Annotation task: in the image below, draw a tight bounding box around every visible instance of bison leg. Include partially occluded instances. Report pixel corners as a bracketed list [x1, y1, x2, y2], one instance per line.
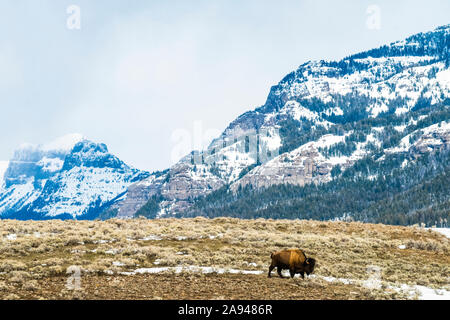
[289, 268, 296, 279]
[268, 265, 275, 278]
[300, 271, 305, 279]
[277, 267, 284, 278]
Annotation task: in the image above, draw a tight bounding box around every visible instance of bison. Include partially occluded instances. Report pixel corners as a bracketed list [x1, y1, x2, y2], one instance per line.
[268, 249, 316, 279]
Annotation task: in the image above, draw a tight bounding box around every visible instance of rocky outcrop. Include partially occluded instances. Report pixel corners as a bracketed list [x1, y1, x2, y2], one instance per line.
[230, 134, 353, 191]
[0, 135, 148, 220]
[387, 121, 450, 158]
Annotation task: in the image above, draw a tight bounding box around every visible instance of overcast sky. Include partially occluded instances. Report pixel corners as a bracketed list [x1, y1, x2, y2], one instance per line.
[0, 0, 449, 172]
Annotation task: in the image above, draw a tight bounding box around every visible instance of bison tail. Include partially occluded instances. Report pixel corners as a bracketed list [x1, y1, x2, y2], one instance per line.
[270, 252, 273, 259]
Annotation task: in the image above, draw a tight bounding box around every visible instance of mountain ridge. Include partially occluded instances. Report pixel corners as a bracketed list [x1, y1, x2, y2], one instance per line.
[114, 23, 450, 224]
[1, 24, 449, 224]
[0, 135, 149, 220]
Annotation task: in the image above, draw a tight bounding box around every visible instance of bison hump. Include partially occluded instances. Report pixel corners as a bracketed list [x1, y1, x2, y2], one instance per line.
[289, 250, 306, 266]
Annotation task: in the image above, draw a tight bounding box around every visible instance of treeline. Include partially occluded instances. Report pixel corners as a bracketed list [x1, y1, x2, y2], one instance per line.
[135, 104, 450, 226]
[279, 99, 448, 156]
[184, 148, 449, 227]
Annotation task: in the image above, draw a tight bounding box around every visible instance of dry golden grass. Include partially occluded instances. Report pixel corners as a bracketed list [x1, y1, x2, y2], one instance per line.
[0, 217, 448, 300]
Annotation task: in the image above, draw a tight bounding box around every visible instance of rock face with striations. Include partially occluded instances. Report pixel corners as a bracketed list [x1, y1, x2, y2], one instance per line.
[109, 24, 450, 218]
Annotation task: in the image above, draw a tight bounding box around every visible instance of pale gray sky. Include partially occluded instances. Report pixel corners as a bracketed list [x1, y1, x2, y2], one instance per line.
[0, 0, 449, 171]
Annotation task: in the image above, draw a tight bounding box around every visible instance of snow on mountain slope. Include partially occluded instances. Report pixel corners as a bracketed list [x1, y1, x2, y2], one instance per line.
[231, 119, 450, 191]
[386, 121, 450, 155]
[230, 130, 384, 191]
[0, 136, 149, 219]
[0, 179, 38, 213]
[111, 24, 450, 218]
[111, 125, 282, 218]
[0, 161, 8, 189]
[229, 26, 450, 132]
[254, 55, 448, 126]
[35, 167, 139, 217]
[230, 134, 345, 191]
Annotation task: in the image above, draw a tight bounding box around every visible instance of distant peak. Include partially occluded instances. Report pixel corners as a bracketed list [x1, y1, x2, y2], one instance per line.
[436, 24, 450, 31]
[71, 139, 108, 154]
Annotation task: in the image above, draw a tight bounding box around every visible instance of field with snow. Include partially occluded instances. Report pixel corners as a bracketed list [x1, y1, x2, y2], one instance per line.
[0, 218, 449, 300]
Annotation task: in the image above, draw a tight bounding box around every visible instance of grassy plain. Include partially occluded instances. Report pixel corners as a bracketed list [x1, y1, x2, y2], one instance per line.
[0, 218, 448, 300]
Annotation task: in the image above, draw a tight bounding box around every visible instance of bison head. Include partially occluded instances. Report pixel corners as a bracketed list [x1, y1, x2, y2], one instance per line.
[304, 258, 316, 275]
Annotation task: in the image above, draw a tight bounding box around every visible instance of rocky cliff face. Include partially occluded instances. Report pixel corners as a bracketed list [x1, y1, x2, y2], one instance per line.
[230, 134, 350, 191]
[0, 134, 148, 219]
[386, 121, 450, 156]
[112, 24, 450, 219]
[232, 120, 450, 192]
[111, 125, 282, 218]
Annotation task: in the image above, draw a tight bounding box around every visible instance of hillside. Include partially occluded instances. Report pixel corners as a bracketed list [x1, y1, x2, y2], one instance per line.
[0, 218, 448, 300]
[185, 113, 450, 226]
[121, 24, 450, 225]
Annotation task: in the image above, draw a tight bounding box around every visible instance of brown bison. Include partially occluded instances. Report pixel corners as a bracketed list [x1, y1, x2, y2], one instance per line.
[268, 249, 316, 279]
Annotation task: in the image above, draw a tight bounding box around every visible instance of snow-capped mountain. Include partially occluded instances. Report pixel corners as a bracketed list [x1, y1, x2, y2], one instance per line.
[3, 24, 448, 224]
[0, 134, 149, 219]
[230, 119, 450, 192]
[110, 24, 450, 222]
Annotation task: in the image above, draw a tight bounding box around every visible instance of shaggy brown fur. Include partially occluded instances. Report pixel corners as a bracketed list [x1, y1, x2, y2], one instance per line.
[268, 249, 316, 279]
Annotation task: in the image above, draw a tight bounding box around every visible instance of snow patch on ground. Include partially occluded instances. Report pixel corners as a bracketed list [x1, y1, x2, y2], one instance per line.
[395, 107, 409, 116]
[139, 235, 163, 241]
[369, 103, 389, 117]
[309, 274, 450, 300]
[113, 264, 450, 300]
[428, 228, 450, 238]
[120, 266, 264, 276]
[414, 285, 450, 300]
[5, 234, 17, 241]
[388, 283, 450, 300]
[280, 101, 332, 128]
[401, 159, 408, 168]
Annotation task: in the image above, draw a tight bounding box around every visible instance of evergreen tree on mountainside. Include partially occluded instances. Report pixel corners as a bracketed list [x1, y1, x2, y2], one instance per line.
[184, 97, 450, 224]
[106, 24, 450, 224]
[184, 147, 449, 226]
